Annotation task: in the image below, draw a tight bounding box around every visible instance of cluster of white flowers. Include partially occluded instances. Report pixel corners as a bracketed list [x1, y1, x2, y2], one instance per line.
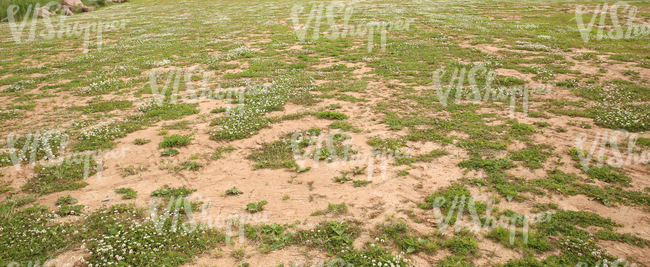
[559, 235, 618, 262]
[145, 59, 171, 67]
[530, 65, 555, 79]
[211, 71, 313, 140]
[0, 130, 66, 167]
[514, 41, 551, 52]
[511, 23, 539, 30]
[77, 78, 120, 95]
[78, 117, 140, 142]
[213, 46, 255, 61]
[591, 85, 650, 131]
[4, 80, 35, 93]
[481, 54, 503, 68]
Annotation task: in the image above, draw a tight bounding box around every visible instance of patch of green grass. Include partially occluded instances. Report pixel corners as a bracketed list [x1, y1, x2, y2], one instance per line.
[160, 120, 191, 130]
[72, 100, 132, 114]
[394, 149, 448, 166]
[367, 136, 407, 153]
[406, 129, 454, 145]
[119, 164, 147, 177]
[444, 230, 479, 257]
[151, 185, 196, 200]
[244, 223, 292, 252]
[140, 102, 200, 121]
[509, 145, 552, 169]
[180, 161, 202, 171]
[316, 111, 348, 120]
[161, 149, 179, 157]
[311, 203, 348, 216]
[57, 205, 84, 216]
[533, 121, 550, 127]
[375, 220, 441, 254]
[212, 145, 236, 160]
[295, 221, 359, 253]
[210, 107, 227, 113]
[22, 157, 100, 196]
[134, 139, 151, 145]
[115, 188, 137, 199]
[329, 121, 353, 131]
[353, 180, 372, 187]
[585, 165, 632, 187]
[158, 134, 193, 148]
[55, 195, 78, 206]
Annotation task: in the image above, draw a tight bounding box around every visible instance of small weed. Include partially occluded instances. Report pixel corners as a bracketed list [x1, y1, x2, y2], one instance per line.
[134, 139, 151, 145]
[353, 180, 372, 187]
[351, 166, 367, 176]
[226, 187, 243, 196]
[161, 149, 180, 157]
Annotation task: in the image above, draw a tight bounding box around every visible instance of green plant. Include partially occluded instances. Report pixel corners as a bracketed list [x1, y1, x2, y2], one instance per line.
[226, 187, 243, 196]
[351, 166, 367, 176]
[353, 180, 372, 187]
[246, 200, 268, 213]
[333, 172, 352, 183]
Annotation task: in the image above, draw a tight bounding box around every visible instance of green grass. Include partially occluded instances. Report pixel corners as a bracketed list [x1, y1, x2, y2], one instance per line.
[509, 145, 551, 170]
[316, 111, 348, 120]
[394, 149, 448, 166]
[115, 187, 137, 199]
[22, 157, 100, 196]
[158, 134, 193, 148]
